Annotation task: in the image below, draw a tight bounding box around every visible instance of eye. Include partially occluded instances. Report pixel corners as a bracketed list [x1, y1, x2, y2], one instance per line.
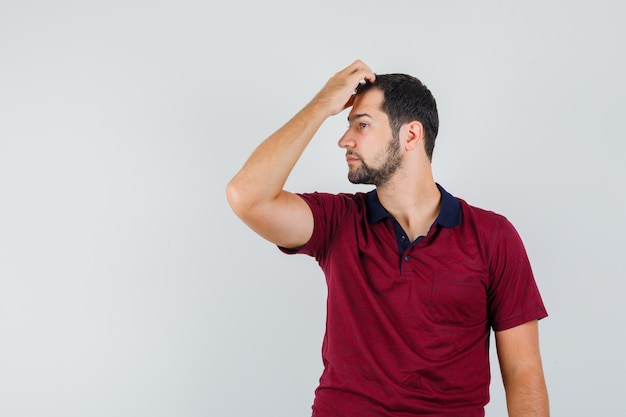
[347, 121, 370, 130]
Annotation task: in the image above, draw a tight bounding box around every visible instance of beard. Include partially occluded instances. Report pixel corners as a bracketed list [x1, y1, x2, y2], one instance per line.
[348, 135, 402, 186]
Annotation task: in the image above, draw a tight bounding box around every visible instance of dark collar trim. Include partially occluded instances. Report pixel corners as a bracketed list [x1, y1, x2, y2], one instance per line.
[366, 183, 461, 228]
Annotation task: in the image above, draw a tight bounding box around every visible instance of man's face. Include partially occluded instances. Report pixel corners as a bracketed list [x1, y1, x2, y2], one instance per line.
[339, 89, 402, 186]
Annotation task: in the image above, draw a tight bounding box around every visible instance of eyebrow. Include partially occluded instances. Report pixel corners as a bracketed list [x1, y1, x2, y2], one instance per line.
[347, 113, 373, 122]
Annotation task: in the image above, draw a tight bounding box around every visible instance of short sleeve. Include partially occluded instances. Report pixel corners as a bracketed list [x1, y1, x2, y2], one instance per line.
[278, 192, 361, 263]
[486, 217, 548, 331]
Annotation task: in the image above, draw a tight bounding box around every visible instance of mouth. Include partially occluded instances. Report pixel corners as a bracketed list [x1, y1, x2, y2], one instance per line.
[346, 152, 361, 164]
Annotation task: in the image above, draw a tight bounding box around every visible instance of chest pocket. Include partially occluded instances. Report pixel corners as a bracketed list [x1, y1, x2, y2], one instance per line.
[429, 272, 488, 326]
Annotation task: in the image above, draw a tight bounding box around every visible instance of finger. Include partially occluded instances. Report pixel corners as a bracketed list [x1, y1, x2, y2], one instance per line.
[342, 60, 372, 78]
[348, 60, 376, 85]
[343, 93, 356, 110]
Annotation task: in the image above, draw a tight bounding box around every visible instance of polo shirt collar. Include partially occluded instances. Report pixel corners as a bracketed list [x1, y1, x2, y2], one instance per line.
[366, 183, 461, 227]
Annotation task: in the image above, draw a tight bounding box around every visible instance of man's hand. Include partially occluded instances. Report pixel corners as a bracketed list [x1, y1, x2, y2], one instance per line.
[311, 60, 376, 117]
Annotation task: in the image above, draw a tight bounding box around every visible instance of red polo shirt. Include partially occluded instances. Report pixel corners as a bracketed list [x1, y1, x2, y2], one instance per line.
[281, 185, 547, 417]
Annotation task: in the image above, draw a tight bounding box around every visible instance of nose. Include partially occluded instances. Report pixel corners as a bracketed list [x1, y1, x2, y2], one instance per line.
[338, 129, 355, 149]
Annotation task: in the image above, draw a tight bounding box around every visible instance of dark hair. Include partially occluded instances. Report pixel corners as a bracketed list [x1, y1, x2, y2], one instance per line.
[356, 74, 439, 161]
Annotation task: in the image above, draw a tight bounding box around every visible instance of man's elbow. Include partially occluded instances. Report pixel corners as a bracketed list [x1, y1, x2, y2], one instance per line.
[226, 179, 270, 225]
[226, 179, 249, 218]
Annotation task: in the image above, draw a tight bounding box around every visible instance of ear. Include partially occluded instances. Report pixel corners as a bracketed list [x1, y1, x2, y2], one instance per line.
[403, 121, 424, 152]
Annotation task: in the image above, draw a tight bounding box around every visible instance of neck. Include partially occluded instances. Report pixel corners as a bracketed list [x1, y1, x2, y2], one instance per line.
[376, 165, 441, 242]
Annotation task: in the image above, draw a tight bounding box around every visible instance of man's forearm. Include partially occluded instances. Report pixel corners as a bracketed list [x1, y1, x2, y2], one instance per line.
[227, 100, 328, 210]
[227, 60, 375, 214]
[504, 367, 549, 417]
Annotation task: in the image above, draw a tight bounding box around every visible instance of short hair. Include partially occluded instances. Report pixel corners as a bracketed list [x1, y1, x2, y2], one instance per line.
[356, 74, 439, 161]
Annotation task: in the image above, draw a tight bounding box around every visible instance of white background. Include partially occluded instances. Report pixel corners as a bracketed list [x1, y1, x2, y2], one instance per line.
[1, 1, 625, 416]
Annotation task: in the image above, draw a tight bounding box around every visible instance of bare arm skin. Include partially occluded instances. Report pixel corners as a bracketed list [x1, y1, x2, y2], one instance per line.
[496, 320, 550, 417]
[226, 60, 375, 248]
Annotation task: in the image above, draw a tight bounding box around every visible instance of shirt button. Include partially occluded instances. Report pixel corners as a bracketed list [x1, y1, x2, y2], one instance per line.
[404, 255, 411, 262]
[401, 235, 406, 241]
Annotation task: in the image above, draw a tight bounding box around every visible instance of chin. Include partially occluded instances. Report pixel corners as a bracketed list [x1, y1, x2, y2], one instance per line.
[348, 176, 374, 185]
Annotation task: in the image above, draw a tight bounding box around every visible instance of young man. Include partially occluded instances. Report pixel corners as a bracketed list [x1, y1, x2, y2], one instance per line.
[226, 60, 549, 417]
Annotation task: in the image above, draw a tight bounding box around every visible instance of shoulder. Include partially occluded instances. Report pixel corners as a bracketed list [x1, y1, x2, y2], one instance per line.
[455, 198, 526, 257]
[457, 198, 511, 229]
[297, 191, 370, 214]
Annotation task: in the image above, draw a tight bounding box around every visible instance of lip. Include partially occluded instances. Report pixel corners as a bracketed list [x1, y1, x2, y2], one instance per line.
[346, 154, 360, 163]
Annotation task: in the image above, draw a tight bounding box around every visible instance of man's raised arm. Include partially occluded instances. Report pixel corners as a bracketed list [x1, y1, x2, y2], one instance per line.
[226, 60, 375, 248]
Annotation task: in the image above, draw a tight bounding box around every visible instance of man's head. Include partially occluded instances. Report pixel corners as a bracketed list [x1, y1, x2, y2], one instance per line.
[355, 73, 439, 161]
